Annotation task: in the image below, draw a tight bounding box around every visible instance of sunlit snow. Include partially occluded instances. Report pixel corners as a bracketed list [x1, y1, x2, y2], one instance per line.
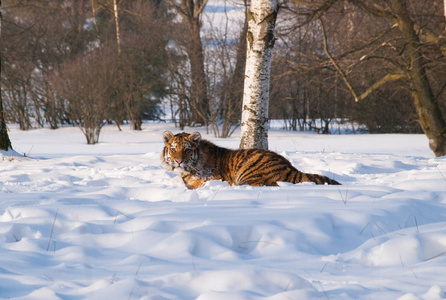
[1, 123, 445, 299]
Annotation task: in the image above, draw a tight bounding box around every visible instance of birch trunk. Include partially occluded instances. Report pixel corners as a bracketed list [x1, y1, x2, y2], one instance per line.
[239, 0, 278, 150]
[113, 0, 121, 54]
[90, 0, 102, 53]
[444, 0, 446, 21]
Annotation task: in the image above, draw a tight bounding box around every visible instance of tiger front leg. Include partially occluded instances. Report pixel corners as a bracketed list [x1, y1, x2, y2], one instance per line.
[181, 172, 207, 190]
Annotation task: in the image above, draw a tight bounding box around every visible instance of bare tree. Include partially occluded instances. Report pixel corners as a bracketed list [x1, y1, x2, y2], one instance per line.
[2, 0, 95, 130]
[240, 0, 279, 149]
[284, 0, 445, 154]
[220, 0, 249, 138]
[203, 0, 248, 138]
[342, 0, 446, 156]
[54, 51, 118, 144]
[169, 0, 210, 126]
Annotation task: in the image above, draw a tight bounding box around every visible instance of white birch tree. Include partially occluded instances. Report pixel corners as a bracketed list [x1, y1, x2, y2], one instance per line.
[239, 0, 278, 149]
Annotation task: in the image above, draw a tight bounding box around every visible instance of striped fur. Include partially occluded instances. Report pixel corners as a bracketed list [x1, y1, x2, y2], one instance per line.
[161, 131, 340, 189]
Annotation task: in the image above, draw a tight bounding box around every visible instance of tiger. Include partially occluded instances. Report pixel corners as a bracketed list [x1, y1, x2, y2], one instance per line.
[161, 131, 340, 189]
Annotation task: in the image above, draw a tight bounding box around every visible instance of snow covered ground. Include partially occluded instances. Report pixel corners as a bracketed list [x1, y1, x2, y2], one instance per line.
[1, 123, 446, 300]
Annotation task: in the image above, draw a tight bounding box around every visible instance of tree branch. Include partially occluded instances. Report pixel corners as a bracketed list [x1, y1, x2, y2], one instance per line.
[194, 0, 209, 18]
[357, 72, 406, 101]
[168, 0, 188, 18]
[319, 17, 407, 102]
[292, 0, 337, 10]
[319, 17, 361, 101]
[347, 0, 394, 19]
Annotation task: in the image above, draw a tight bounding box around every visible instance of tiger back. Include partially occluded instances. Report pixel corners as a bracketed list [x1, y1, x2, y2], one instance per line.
[161, 131, 340, 189]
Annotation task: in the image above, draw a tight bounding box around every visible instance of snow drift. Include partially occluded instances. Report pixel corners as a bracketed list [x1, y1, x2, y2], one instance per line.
[1, 124, 445, 299]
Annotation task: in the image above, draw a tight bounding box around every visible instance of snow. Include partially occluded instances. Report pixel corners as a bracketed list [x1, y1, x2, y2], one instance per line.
[1, 123, 446, 300]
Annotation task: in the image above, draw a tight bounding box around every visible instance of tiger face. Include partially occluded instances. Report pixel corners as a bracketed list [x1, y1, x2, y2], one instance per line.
[161, 131, 202, 174]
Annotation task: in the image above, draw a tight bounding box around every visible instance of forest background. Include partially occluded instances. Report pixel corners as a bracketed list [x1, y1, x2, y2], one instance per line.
[1, 0, 446, 147]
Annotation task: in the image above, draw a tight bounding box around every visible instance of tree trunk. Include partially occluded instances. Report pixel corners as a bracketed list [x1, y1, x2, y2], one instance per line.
[221, 0, 249, 138]
[240, 0, 278, 149]
[344, 0, 446, 156]
[391, 0, 446, 156]
[444, 0, 446, 22]
[186, 17, 208, 125]
[0, 97, 12, 151]
[170, 0, 209, 126]
[0, 3, 12, 151]
[113, 0, 121, 55]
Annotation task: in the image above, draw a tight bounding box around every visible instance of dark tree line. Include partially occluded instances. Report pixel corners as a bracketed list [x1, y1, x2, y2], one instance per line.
[1, 0, 171, 144]
[1, 0, 445, 155]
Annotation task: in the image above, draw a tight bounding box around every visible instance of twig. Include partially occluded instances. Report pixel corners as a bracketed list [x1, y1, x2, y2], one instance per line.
[410, 268, 418, 279]
[113, 212, 120, 224]
[359, 221, 371, 235]
[284, 278, 292, 292]
[44, 274, 54, 282]
[337, 183, 349, 206]
[209, 185, 223, 201]
[373, 221, 386, 235]
[135, 262, 142, 276]
[414, 216, 419, 233]
[128, 285, 135, 300]
[238, 240, 280, 250]
[47, 208, 59, 251]
[437, 166, 446, 181]
[111, 273, 116, 284]
[113, 210, 132, 225]
[24, 146, 34, 157]
[424, 252, 446, 261]
[320, 262, 328, 273]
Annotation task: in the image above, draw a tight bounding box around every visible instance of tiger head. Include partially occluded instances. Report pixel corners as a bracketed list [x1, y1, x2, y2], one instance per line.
[161, 131, 202, 174]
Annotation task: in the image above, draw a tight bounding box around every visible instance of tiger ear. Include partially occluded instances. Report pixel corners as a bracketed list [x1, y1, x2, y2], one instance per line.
[163, 131, 174, 144]
[189, 132, 201, 143]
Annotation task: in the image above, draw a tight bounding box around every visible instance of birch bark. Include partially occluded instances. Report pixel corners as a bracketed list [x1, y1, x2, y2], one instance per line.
[444, 0, 446, 20]
[113, 0, 121, 55]
[239, 0, 278, 149]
